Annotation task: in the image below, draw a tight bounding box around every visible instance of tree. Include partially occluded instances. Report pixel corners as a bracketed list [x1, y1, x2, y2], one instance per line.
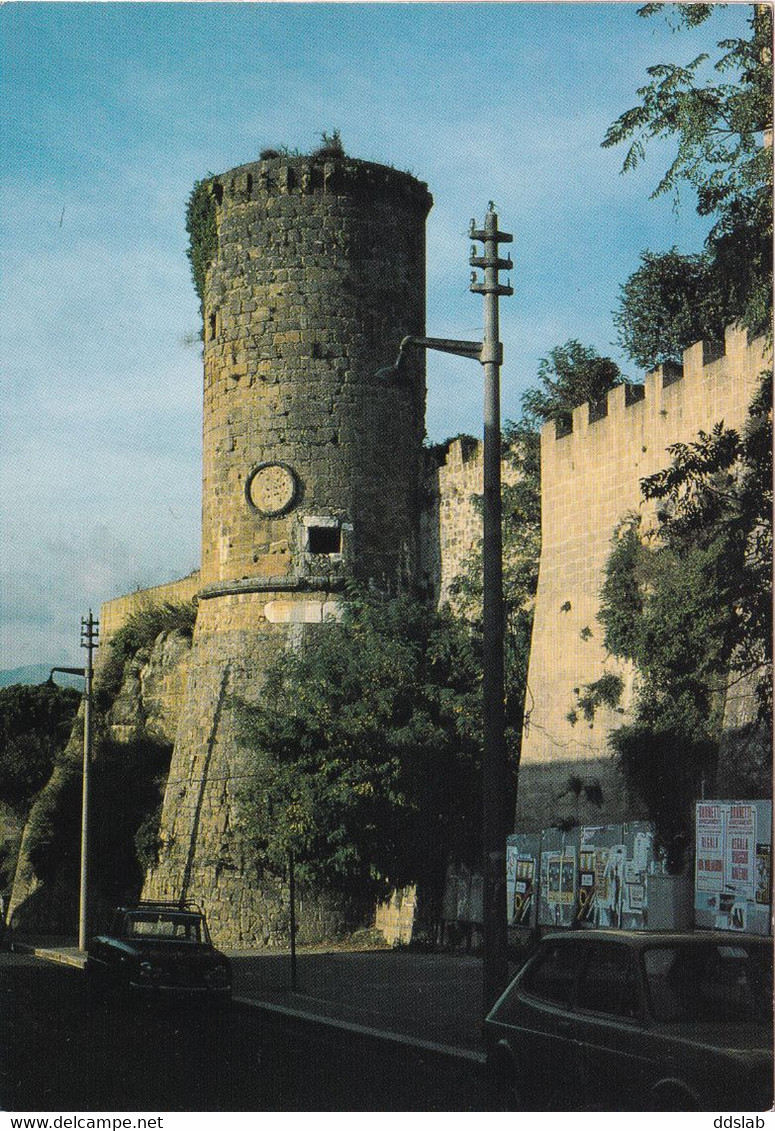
[594, 373, 772, 866]
[236, 588, 484, 905]
[614, 249, 725, 368]
[0, 683, 80, 812]
[519, 340, 628, 432]
[605, 4, 772, 365]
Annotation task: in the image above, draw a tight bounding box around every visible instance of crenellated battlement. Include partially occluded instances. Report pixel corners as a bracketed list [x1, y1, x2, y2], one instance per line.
[208, 156, 433, 215]
[547, 323, 766, 443]
[518, 319, 770, 834]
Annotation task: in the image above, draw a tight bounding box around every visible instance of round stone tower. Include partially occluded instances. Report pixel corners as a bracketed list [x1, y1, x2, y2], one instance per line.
[143, 155, 433, 944]
[200, 155, 432, 593]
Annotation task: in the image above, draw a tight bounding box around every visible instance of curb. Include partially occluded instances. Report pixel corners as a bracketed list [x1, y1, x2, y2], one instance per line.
[11, 943, 86, 970]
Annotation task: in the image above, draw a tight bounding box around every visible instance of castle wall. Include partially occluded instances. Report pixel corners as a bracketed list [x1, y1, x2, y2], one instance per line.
[100, 572, 200, 641]
[517, 324, 769, 832]
[420, 435, 519, 611]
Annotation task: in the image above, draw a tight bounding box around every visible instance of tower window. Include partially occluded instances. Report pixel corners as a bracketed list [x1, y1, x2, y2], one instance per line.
[307, 525, 341, 555]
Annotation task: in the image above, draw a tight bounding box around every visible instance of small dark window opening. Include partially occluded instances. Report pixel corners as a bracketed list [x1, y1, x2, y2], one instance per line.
[209, 312, 217, 339]
[308, 526, 341, 555]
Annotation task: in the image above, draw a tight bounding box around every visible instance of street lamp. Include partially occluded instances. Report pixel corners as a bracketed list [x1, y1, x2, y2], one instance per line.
[50, 609, 99, 952]
[379, 206, 513, 1013]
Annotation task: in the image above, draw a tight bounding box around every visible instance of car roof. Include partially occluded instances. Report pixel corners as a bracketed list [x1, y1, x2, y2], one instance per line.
[538, 929, 769, 947]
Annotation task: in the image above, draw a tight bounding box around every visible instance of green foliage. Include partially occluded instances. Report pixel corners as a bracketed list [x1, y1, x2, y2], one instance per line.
[611, 723, 717, 870]
[641, 372, 772, 717]
[236, 588, 485, 902]
[185, 177, 218, 315]
[97, 601, 196, 708]
[0, 683, 80, 812]
[614, 248, 724, 367]
[519, 340, 629, 431]
[605, 4, 773, 363]
[448, 432, 540, 748]
[24, 762, 82, 885]
[313, 129, 345, 158]
[92, 737, 172, 902]
[573, 673, 624, 724]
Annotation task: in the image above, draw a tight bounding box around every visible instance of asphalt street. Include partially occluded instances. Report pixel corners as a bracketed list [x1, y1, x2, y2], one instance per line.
[0, 951, 494, 1112]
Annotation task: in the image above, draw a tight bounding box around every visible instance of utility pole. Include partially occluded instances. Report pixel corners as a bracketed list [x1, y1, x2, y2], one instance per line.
[470, 207, 513, 1013]
[376, 204, 513, 1015]
[79, 611, 98, 951]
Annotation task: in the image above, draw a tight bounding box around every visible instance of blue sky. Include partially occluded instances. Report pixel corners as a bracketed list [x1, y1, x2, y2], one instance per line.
[0, 1, 751, 668]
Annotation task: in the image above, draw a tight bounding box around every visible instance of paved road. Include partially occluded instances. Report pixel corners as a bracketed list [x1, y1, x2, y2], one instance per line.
[0, 951, 494, 1112]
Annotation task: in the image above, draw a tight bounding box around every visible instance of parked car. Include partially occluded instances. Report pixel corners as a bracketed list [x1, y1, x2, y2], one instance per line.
[86, 901, 232, 1003]
[484, 930, 772, 1111]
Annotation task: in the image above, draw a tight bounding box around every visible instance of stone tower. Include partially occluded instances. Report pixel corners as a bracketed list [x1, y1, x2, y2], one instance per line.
[143, 155, 433, 943]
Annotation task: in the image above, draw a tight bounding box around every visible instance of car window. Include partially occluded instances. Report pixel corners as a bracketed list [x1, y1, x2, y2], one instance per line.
[577, 943, 640, 1019]
[520, 942, 585, 1008]
[643, 942, 772, 1023]
[125, 913, 202, 942]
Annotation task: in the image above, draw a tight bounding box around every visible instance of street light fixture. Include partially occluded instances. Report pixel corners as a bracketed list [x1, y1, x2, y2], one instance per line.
[379, 205, 513, 1013]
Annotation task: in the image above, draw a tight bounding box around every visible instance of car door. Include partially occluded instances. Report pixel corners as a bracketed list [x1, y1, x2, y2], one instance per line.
[575, 941, 656, 1110]
[502, 939, 587, 1108]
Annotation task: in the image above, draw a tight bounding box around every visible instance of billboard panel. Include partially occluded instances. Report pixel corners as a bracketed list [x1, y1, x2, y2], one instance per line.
[695, 800, 771, 935]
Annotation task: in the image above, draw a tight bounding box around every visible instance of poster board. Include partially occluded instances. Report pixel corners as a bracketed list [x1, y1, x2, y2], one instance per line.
[538, 828, 577, 927]
[694, 800, 771, 935]
[506, 833, 539, 928]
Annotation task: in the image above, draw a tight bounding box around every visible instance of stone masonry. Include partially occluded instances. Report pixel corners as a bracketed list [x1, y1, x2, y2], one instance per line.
[517, 324, 769, 834]
[139, 156, 433, 944]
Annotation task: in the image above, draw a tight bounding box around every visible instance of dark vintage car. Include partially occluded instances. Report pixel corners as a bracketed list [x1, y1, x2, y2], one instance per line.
[484, 930, 773, 1111]
[86, 901, 232, 1003]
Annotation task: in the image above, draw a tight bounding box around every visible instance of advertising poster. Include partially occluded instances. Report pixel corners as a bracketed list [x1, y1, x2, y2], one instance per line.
[506, 834, 539, 928]
[755, 845, 771, 906]
[576, 848, 596, 922]
[539, 830, 577, 927]
[512, 856, 536, 925]
[696, 803, 725, 893]
[724, 803, 756, 899]
[695, 800, 771, 935]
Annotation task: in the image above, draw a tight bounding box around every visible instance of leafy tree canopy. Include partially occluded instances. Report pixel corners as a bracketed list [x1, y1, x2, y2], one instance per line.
[0, 683, 81, 812]
[614, 248, 725, 368]
[236, 588, 485, 902]
[605, 4, 773, 364]
[519, 340, 628, 432]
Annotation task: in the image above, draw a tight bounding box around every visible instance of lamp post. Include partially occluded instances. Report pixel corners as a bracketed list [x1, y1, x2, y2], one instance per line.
[51, 610, 99, 952]
[378, 205, 513, 1013]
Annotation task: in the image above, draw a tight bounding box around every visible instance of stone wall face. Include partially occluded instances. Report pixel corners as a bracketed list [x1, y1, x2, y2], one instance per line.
[142, 588, 371, 944]
[200, 157, 431, 590]
[99, 573, 201, 641]
[420, 436, 519, 612]
[518, 325, 769, 832]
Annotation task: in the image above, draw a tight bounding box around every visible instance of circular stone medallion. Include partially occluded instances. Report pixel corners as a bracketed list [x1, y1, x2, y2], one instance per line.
[246, 462, 298, 516]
